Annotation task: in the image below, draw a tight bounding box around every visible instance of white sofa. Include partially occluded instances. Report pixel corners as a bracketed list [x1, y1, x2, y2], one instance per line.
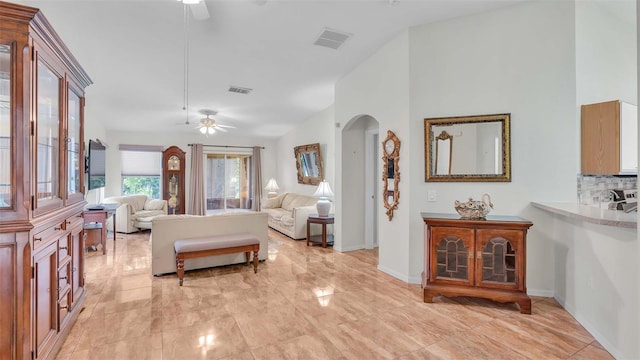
[151, 211, 268, 276]
[261, 192, 332, 240]
[102, 194, 168, 233]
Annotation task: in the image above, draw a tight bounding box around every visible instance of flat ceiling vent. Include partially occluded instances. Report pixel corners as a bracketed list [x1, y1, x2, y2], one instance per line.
[228, 86, 253, 95]
[313, 28, 352, 50]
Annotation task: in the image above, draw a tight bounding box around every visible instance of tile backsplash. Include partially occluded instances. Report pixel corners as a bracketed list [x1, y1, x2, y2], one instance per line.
[577, 174, 637, 206]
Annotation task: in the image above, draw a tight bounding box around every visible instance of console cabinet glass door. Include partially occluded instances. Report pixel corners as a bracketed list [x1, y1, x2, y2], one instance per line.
[475, 229, 524, 291]
[66, 88, 83, 204]
[430, 227, 475, 286]
[35, 59, 62, 212]
[0, 44, 11, 209]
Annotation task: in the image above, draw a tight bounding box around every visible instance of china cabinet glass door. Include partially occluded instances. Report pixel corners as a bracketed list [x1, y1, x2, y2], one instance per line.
[36, 59, 62, 210]
[67, 88, 82, 203]
[0, 44, 10, 208]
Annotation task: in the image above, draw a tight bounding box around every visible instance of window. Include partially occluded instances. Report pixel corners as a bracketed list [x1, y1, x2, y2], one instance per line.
[120, 145, 162, 199]
[206, 152, 253, 211]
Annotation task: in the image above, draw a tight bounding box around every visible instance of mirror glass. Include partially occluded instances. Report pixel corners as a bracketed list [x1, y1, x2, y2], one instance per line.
[382, 130, 400, 220]
[424, 114, 511, 182]
[294, 143, 324, 185]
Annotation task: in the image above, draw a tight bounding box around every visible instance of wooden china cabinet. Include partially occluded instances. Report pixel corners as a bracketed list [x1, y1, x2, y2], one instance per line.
[0, 2, 92, 360]
[162, 146, 186, 215]
[421, 213, 533, 314]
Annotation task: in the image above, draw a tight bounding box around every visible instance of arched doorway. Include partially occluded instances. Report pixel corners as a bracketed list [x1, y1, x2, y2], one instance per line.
[340, 115, 379, 251]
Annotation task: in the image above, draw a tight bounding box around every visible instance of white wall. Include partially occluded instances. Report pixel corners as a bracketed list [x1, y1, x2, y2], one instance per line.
[407, 0, 577, 290]
[335, 29, 412, 274]
[576, 1, 637, 105]
[275, 105, 335, 197]
[542, 213, 638, 359]
[102, 130, 277, 209]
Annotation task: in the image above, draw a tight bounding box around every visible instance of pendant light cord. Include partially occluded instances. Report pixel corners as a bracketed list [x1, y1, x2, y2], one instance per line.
[183, 4, 190, 124]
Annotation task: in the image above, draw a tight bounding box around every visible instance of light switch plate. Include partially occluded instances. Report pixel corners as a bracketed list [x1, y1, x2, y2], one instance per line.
[427, 190, 437, 202]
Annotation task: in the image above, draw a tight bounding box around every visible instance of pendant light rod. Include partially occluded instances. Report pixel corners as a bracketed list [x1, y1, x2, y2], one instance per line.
[182, 4, 190, 123]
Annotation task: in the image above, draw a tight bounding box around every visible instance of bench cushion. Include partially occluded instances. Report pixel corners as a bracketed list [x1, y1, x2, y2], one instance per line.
[174, 233, 259, 253]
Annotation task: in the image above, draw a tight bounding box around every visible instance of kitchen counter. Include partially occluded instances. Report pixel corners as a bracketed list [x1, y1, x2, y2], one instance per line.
[531, 202, 637, 229]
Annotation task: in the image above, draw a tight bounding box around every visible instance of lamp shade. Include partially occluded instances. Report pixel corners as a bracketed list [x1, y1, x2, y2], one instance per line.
[313, 180, 334, 198]
[265, 178, 279, 198]
[313, 180, 333, 217]
[265, 178, 279, 192]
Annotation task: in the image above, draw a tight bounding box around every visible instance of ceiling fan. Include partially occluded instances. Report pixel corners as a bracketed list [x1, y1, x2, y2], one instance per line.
[195, 110, 235, 135]
[178, 0, 210, 20]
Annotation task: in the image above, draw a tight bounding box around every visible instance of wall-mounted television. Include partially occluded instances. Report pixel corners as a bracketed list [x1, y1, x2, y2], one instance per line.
[87, 139, 106, 190]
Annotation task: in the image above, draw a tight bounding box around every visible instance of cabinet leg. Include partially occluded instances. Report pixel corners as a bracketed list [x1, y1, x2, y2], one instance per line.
[423, 289, 435, 303]
[517, 298, 532, 314]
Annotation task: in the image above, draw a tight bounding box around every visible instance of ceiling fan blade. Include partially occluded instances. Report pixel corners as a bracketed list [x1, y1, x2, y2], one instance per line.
[217, 124, 236, 129]
[216, 127, 228, 132]
[189, 1, 210, 21]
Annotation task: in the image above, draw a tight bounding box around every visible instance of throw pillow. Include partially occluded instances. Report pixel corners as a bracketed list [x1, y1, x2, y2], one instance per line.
[145, 199, 166, 210]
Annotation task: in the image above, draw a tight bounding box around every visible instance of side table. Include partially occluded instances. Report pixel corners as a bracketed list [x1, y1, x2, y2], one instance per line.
[83, 203, 119, 255]
[306, 214, 334, 248]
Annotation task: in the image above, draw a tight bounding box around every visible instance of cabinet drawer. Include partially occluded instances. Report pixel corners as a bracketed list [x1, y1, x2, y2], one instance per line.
[33, 224, 65, 250]
[58, 236, 71, 265]
[58, 260, 71, 300]
[65, 214, 84, 231]
[57, 289, 72, 330]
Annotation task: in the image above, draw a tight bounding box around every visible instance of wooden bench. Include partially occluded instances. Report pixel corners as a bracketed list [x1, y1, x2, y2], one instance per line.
[173, 233, 260, 286]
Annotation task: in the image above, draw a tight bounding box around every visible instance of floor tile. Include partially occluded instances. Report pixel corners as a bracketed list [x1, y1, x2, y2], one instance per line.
[55, 229, 614, 360]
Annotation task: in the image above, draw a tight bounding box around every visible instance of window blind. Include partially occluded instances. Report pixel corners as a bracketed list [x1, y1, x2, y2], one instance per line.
[120, 147, 162, 176]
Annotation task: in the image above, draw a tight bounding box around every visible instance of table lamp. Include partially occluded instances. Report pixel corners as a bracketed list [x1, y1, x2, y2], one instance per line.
[313, 180, 334, 217]
[265, 178, 279, 198]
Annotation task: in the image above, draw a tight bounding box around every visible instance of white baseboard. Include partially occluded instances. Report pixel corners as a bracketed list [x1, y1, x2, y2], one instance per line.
[335, 244, 365, 252]
[527, 288, 554, 297]
[554, 295, 624, 360]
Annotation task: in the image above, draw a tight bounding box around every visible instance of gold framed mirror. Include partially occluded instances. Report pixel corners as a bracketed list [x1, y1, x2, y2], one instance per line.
[294, 143, 324, 185]
[382, 130, 400, 220]
[424, 113, 511, 182]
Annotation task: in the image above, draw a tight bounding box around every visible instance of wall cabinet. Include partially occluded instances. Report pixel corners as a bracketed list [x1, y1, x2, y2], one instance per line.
[581, 100, 638, 175]
[0, 2, 92, 360]
[421, 213, 533, 314]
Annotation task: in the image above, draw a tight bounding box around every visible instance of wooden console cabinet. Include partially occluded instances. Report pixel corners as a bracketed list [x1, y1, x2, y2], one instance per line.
[421, 213, 533, 314]
[0, 2, 92, 359]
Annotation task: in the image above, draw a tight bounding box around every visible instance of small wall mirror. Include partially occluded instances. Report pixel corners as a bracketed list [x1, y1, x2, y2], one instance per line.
[382, 130, 400, 220]
[294, 143, 324, 185]
[424, 113, 511, 182]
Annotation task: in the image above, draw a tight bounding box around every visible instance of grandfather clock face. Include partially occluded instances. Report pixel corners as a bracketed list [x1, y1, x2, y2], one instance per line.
[168, 155, 180, 171]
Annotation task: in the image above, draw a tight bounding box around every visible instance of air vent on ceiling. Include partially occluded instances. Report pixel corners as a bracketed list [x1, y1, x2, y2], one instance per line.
[313, 28, 352, 50]
[228, 86, 253, 95]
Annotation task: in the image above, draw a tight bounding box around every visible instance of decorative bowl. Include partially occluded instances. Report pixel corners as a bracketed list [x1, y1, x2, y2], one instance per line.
[454, 193, 493, 219]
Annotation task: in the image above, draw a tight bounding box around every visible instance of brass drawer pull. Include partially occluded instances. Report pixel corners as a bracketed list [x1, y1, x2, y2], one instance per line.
[59, 246, 68, 250]
[34, 237, 42, 242]
[59, 305, 68, 311]
[59, 276, 67, 281]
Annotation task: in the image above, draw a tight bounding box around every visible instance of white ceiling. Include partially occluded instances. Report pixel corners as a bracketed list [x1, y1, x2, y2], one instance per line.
[19, 0, 526, 138]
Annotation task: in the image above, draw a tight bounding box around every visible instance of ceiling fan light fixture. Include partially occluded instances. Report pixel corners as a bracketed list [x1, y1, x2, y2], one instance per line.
[199, 126, 207, 134]
[208, 127, 215, 135]
[178, 0, 201, 4]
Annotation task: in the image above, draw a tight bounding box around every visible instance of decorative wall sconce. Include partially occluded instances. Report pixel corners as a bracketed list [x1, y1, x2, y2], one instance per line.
[382, 130, 400, 220]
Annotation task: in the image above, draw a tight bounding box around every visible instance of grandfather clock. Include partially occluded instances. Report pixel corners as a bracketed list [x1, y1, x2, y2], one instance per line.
[162, 146, 186, 214]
